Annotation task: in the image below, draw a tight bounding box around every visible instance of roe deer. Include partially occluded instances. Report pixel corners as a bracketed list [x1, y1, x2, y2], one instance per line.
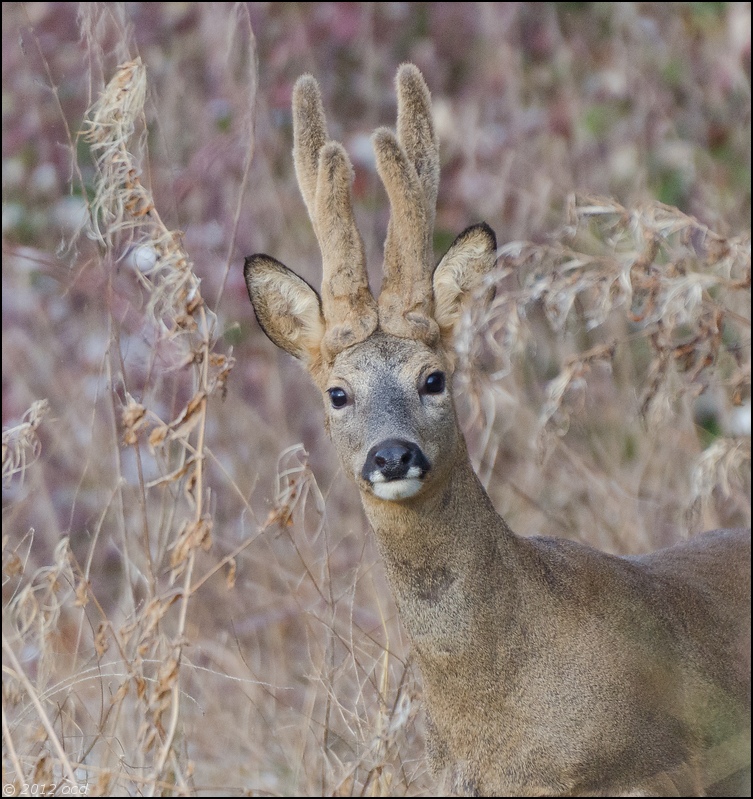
[243, 65, 751, 796]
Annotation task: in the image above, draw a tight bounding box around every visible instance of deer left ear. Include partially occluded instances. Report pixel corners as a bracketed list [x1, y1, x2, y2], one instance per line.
[432, 222, 497, 339]
[244, 254, 325, 364]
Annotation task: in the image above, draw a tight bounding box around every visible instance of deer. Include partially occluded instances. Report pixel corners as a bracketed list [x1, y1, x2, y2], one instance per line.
[243, 64, 751, 797]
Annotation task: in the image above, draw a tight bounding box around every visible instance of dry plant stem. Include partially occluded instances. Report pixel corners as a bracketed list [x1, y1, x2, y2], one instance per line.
[61, 758, 192, 796]
[204, 445, 257, 509]
[188, 524, 263, 597]
[114, 321, 157, 594]
[148, 306, 211, 792]
[2, 702, 25, 786]
[71, 482, 121, 671]
[21, 5, 87, 223]
[105, 287, 147, 604]
[65, 547, 133, 666]
[146, 533, 195, 792]
[216, 138, 254, 310]
[2, 634, 79, 786]
[214, 5, 257, 310]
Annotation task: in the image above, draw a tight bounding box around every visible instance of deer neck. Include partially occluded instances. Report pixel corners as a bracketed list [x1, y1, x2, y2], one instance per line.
[358, 440, 518, 641]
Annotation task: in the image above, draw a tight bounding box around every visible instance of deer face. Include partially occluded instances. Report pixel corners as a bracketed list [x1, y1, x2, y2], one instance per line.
[324, 332, 459, 501]
[244, 65, 496, 504]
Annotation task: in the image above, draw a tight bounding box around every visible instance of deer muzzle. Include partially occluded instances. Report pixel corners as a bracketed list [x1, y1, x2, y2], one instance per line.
[361, 438, 431, 501]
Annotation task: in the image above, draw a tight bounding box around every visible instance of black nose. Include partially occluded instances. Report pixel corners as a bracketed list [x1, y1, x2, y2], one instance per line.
[362, 439, 430, 482]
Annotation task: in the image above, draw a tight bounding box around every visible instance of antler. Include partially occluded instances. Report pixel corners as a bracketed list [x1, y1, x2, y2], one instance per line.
[374, 64, 441, 344]
[245, 66, 496, 382]
[292, 76, 378, 358]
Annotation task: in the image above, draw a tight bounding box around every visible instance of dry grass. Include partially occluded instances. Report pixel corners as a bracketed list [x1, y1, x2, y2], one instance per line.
[2, 3, 750, 797]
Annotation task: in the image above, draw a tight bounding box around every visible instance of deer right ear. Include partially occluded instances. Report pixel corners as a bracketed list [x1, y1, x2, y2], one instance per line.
[244, 255, 325, 364]
[432, 222, 497, 340]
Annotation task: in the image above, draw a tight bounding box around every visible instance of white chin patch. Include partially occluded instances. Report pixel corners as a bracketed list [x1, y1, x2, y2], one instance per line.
[371, 477, 423, 501]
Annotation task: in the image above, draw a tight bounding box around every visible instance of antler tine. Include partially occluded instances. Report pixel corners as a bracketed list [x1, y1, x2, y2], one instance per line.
[396, 64, 439, 233]
[292, 75, 378, 358]
[292, 75, 328, 226]
[375, 65, 440, 344]
[315, 142, 378, 354]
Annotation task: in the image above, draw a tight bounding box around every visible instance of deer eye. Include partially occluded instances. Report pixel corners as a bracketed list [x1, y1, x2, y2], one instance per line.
[328, 387, 349, 408]
[423, 371, 446, 395]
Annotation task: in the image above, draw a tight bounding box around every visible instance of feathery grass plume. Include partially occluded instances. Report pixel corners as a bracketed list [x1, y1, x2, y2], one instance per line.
[2, 399, 49, 487]
[83, 57, 214, 341]
[267, 444, 325, 529]
[690, 437, 752, 525]
[5, 537, 75, 671]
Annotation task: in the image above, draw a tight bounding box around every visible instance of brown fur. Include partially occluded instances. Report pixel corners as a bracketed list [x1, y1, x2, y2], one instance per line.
[244, 65, 751, 796]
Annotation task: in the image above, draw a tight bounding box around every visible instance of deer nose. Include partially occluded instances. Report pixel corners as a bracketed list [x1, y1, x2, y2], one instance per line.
[362, 439, 430, 482]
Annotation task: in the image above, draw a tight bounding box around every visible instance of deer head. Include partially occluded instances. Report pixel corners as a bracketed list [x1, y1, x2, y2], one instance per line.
[244, 64, 496, 503]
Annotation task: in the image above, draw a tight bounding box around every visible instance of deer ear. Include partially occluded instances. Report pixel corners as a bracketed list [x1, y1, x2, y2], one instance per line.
[244, 255, 325, 364]
[433, 223, 497, 339]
